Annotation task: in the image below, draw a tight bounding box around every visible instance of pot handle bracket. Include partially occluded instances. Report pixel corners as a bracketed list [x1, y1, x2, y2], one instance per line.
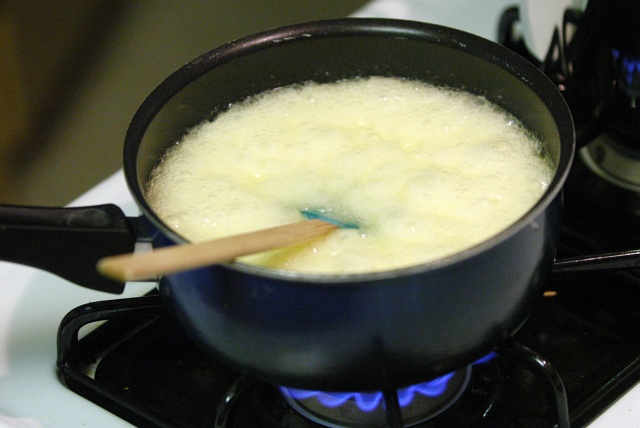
[0, 203, 144, 294]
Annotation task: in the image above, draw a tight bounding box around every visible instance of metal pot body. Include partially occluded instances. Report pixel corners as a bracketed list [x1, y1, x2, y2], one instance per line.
[123, 19, 574, 391]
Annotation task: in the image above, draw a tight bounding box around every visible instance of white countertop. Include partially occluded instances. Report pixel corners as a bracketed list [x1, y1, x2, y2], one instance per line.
[1, 1, 638, 426]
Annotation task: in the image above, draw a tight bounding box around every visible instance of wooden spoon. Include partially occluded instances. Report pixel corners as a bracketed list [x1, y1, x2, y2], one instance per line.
[97, 219, 337, 282]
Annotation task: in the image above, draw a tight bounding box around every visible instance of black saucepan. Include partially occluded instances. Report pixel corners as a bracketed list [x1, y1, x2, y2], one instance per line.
[0, 19, 575, 391]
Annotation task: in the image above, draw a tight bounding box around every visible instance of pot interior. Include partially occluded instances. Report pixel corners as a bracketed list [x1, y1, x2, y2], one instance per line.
[125, 18, 573, 247]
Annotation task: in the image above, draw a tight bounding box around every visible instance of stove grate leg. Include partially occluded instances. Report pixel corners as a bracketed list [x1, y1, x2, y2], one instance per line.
[383, 388, 404, 427]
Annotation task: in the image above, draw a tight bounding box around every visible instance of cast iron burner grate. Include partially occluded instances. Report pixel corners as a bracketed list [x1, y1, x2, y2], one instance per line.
[57, 292, 569, 428]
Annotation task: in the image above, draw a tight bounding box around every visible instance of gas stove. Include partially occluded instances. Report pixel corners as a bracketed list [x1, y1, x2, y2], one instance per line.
[49, 177, 640, 428]
[2, 1, 640, 427]
[55, 297, 569, 427]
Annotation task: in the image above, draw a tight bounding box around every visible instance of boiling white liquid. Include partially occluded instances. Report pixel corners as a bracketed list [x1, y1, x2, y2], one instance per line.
[146, 77, 554, 274]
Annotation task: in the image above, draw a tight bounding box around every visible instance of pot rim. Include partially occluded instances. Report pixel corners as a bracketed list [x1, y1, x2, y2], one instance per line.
[124, 17, 575, 284]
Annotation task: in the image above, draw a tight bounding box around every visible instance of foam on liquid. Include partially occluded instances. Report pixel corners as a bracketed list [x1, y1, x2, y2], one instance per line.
[146, 77, 555, 274]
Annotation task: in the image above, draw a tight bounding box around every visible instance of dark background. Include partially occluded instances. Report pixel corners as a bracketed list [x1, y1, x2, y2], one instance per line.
[0, 1, 368, 206]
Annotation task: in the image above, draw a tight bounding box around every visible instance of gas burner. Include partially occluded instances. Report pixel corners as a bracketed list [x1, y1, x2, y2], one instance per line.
[580, 132, 640, 193]
[215, 345, 567, 427]
[276, 353, 501, 428]
[279, 365, 473, 427]
[611, 49, 640, 108]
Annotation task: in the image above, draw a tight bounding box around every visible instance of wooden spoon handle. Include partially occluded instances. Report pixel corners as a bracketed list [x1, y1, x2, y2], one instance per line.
[97, 219, 337, 282]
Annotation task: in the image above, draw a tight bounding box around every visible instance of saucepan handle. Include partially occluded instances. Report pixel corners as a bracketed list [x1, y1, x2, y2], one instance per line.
[0, 203, 144, 293]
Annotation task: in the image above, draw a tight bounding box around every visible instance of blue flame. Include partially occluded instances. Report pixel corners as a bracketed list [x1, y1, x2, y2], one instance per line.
[612, 49, 640, 88]
[472, 351, 497, 365]
[281, 352, 496, 412]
